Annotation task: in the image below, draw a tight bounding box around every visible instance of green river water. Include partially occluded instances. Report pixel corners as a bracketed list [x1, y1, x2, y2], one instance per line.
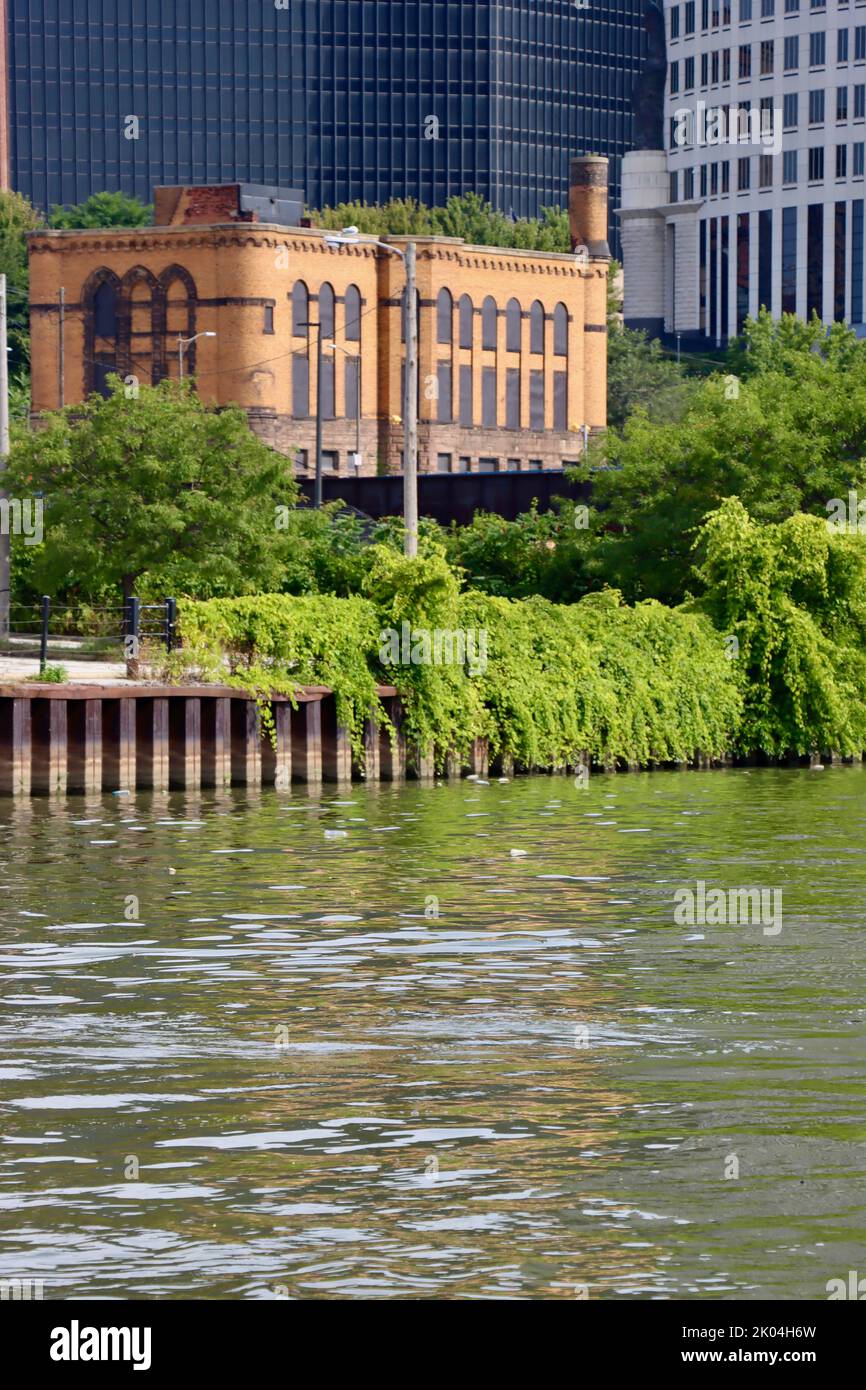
[0, 766, 864, 1300]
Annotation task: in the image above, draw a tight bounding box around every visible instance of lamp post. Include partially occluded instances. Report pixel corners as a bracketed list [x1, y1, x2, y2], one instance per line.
[177, 331, 216, 381]
[325, 228, 418, 557]
[326, 341, 362, 471]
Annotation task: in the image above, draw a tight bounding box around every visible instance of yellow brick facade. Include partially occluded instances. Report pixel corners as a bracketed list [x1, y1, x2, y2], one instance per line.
[28, 168, 608, 476]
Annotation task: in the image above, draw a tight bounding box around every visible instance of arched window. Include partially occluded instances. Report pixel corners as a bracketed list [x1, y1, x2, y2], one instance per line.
[160, 266, 197, 379]
[86, 271, 120, 398]
[553, 303, 569, 357]
[530, 301, 546, 355]
[291, 281, 309, 337]
[344, 284, 361, 342]
[93, 281, 118, 339]
[459, 294, 474, 349]
[436, 287, 453, 345]
[506, 298, 522, 352]
[319, 282, 335, 340]
[482, 296, 498, 350]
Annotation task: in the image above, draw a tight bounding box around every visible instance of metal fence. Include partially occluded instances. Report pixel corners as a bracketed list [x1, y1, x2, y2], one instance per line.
[0, 597, 177, 673]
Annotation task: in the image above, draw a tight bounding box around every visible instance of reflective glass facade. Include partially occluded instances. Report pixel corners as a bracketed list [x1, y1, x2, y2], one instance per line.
[6, 1, 644, 254]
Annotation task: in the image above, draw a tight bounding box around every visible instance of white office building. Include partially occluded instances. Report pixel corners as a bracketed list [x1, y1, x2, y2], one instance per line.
[619, 0, 866, 344]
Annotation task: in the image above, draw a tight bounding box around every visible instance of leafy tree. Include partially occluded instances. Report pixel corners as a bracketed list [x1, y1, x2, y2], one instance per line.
[311, 193, 571, 251]
[48, 191, 153, 229]
[0, 188, 43, 372]
[574, 314, 866, 604]
[4, 379, 297, 604]
[606, 325, 697, 431]
[692, 498, 866, 756]
[441, 502, 592, 602]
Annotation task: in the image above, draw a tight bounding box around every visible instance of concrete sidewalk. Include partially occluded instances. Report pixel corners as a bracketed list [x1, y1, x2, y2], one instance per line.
[0, 657, 129, 684]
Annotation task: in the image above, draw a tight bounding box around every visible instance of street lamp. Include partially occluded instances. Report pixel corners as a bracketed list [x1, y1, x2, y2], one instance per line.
[326, 341, 362, 472]
[177, 331, 216, 381]
[324, 227, 418, 557]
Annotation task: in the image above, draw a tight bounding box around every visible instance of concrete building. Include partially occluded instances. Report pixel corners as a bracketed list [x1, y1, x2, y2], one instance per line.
[2, 0, 644, 260]
[27, 161, 610, 477]
[619, 0, 866, 344]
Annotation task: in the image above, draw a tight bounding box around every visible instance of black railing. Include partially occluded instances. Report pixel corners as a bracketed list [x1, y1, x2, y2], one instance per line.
[1, 597, 177, 673]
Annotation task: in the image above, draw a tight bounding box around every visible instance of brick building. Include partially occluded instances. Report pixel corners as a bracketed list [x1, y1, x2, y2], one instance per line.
[28, 160, 609, 476]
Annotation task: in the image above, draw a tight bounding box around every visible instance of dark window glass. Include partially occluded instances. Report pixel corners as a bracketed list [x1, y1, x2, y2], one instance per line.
[459, 365, 473, 426]
[530, 370, 545, 430]
[292, 282, 309, 336]
[782, 206, 798, 313]
[436, 288, 453, 345]
[93, 280, 118, 338]
[852, 200, 864, 322]
[437, 361, 452, 423]
[553, 372, 568, 431]
[292, 351, 310, 417]
[345, 355, 360, 420]
[808, 203, 824, 316]
[506, 298, 522, 351]
[263, 304, 274, 334]
[506, 368, 521, 429]
[319, 283, 335, 341]
[459, 295, 474, 349]
[553, 304, 569, 356]
[835, 202, 847, 320]
[758, 208, 772, 311]
[320, 355, 335, 418]
[482, 297, 498, 350]
[530, 301, 545, 354]
[482, 366, 497, 427]
[736, 212, 750, 332]
[344, 284, 362, 341]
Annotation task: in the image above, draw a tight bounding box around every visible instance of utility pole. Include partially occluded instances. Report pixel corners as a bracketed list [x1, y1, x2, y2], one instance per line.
[0, 274, 10, 642]
[304, 322, 325, 508]
[403, 241, 419, 558]
[58, 286, 65, 407]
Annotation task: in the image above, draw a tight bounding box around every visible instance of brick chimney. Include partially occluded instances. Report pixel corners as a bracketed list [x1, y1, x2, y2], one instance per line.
[569, 157, 610, 260]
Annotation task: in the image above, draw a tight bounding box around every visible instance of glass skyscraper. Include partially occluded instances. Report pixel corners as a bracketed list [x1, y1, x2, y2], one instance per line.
[4, 0, 644, 252]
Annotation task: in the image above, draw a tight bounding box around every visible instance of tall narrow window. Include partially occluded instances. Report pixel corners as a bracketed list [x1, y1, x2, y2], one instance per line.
[319, 283, 335, 341]
[808, 203, 824, 316]
[835, 202, 847, 320]
[482, 297, 498, 349]
[344, 355, 360, 421]
[436, 288, 453, 345]
[506, 368, 521, 429]
[437, 361, 453, 422]
[482, 366, 497, 427]
[758, 208, 772, 311]
[459, 295, 474, 348]
[291, 281, 309, 336]
[459, 364, 473, 426]
[319, 353, 335, 418]
[782, 206, 798, 313]
[553, 372, 568, 431]
[292, 353, 310, 417]
[529, 370, 545, 430]
[736, 212, 750, 332]
[529, 301, 545, 354]
[344, 284, 361, 341]
[506, 298, 522, 351]
[553, 304, 569, 356]
[852, 200, 864, 322]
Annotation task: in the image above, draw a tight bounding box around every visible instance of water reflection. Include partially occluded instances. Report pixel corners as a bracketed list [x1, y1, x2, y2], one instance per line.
[0, 767, 864, 1299]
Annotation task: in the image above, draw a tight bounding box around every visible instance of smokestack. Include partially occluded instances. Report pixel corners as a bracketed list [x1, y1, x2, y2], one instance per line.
[569, 156, 610, 259]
